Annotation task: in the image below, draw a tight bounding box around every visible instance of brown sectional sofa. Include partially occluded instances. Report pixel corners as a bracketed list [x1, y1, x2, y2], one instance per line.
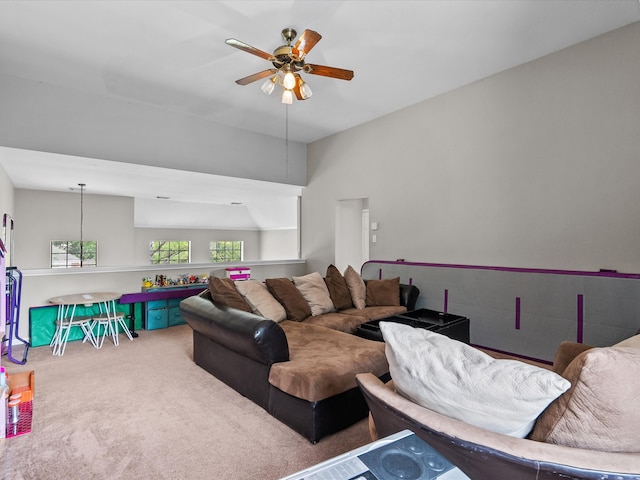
[179, 268, 419, 443]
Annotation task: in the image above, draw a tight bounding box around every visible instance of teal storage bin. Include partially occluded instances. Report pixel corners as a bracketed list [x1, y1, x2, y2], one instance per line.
[168, 307, 185, 327]
[146, 308, 169, 330]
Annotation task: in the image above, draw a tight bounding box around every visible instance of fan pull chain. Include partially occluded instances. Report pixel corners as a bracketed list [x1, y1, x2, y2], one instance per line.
[285, 104, 289, 179]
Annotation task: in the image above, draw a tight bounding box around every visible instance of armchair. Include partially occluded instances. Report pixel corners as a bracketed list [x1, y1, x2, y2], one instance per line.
[356, 373, 640, 479]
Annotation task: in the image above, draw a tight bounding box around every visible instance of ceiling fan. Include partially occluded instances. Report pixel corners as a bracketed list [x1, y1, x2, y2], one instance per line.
[225, 28, 354, 104]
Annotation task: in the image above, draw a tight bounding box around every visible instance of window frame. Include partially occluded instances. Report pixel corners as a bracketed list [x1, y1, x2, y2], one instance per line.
[149, 240, 191, 265]
[209, 240, 244, 263]
[50, 240, 98, 268]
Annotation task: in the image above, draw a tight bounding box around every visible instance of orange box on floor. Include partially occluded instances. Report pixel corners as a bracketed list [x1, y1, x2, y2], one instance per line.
[8, 370, 34, 402]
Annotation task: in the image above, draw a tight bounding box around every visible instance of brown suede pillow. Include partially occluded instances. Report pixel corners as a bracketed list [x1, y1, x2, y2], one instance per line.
[325, 264, 353, 310]
[550, 341, 593, 374]
[529, 346, 640, 452]
[344, 265, 366, 309]
[208, 276, 251, 312]
[265, 278, 312, 322]
[366, 277, 400, 306]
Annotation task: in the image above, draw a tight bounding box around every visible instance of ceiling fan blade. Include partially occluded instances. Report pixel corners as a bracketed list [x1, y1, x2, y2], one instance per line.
[293, 84, 303, 101]
[293, 74, 305, 101]
[235, 69, 277, 86]
[225, 38, 273, 61]
[293, 29, 322, 59]
[305, 64, 354, 81]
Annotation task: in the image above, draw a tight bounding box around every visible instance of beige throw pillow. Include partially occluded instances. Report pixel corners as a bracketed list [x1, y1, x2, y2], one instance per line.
[381, 322, 570, 438]
[344, 265, 366, 309]
[292, 272, 335, 316]
[614, 333, 640, 348]
[234, 280, 286, 322]
[530, 346, 640, 452]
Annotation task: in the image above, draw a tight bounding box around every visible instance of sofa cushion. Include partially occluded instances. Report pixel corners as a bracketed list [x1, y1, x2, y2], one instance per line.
[234, 279, 286, 322]
[207, 277, 251, 312]
[529, 345, 640, 452]
[365, 277, 401, 306]
[270, 321, 388, 402]
[325, 264, 353, 310]
[381, 322, 570, 438]
[339, 305, 407, 321]
[293, 272, 335, 316]
[344, 265, 366, 309]
[302, 312, 368, 334]
[265, 278, 312, 322]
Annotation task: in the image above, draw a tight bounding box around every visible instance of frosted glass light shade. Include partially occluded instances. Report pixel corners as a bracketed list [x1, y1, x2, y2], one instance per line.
[281, 89, 293, 104]
[300, 81, 312, 99]
[261, 78, 275, 95]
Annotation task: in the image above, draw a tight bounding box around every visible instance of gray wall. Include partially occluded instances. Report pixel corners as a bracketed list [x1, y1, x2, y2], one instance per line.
[0, 73, 307, 187]
[13, 188, 295, 269]
[260, 228, 299, 261]
[15, 189, 135, 269]
[133, 227, 262, 265]
[0, 161, 14, 269]
[303, 22, 640, 275]
[0, 162, 12, 221]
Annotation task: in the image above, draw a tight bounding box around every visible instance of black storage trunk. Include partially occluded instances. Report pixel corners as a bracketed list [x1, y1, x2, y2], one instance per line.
[356, 308, 470, 344]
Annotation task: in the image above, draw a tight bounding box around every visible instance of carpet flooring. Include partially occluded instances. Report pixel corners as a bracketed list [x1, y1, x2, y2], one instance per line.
[1, 324, 372, 479]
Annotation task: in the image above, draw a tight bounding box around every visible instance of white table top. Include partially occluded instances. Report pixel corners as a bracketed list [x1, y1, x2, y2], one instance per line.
[47, 292, 121, 306]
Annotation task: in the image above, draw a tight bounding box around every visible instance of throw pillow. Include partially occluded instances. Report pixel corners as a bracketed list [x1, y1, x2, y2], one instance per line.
[208, 276, 251, 312]
[325, 264, 353, 310]
[614, 333, 640, 348]
[265, 278, 312, 322]
[380, 322, 570, 438]
[529, 346, 640, 452]
[344, 265, 366, 310]
[234, 279, 286, 322]
[292, 272, 336, 316]
[550, 341, 593, 375]
[366, 277, 400, 306]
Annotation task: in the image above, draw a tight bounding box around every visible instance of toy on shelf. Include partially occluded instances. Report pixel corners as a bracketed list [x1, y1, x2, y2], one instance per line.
[142, 273, 208, 289]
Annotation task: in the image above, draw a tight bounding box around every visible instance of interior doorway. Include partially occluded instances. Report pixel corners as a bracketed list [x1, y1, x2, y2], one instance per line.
[335, 198, 369, 273]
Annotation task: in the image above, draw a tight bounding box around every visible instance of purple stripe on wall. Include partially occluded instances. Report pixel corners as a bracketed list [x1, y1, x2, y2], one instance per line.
[577, 294, 584, 343]
[443, 289, 448, 313]
[515, 297, 521, 330]
[362, 260, 640, 279]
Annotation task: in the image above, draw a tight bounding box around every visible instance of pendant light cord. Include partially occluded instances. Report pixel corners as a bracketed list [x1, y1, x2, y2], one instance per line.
[79, 183, 85, 267]
[285, 104, 289, 178]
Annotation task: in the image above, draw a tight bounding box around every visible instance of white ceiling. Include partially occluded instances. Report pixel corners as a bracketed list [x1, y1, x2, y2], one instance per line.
[1, 0, 639, 228]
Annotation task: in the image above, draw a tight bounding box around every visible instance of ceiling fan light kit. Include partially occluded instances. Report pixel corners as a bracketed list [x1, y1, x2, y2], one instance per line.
[226, 28, 354, 104]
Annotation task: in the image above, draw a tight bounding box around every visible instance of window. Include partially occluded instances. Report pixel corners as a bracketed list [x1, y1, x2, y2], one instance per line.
[51, 241, 97, 268]
[149, 241, 190, 264]
[210, 241, 243, 262]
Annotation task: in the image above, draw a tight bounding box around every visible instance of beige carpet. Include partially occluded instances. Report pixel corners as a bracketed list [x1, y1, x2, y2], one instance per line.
[1, 324, 372, 479]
